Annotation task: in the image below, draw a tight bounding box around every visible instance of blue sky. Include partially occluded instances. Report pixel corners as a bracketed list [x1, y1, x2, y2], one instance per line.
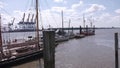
[0, 0, 120, 28]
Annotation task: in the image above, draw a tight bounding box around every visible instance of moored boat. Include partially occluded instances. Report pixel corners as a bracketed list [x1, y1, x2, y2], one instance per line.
[0, 0, 43, 67]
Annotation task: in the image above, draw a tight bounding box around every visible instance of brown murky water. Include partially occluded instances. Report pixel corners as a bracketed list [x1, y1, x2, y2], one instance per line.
[12, 29, 120, 68]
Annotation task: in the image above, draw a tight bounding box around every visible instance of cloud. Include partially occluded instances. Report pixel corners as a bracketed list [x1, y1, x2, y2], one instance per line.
[85, 4, 106, 13]
[115, 9, 120, 14]
[51, 7, 67, 12]
[72, 1, 83, 9]
[1, 0, 120, 28]
[92, 13, 120, 27]
[54, 0, 63, 2]
[0, 1, 7, 9]
[40, 10, 61, 28]
[54, 0, 67, 3]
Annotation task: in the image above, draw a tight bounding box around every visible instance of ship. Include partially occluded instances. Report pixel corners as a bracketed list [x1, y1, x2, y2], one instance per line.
[6, 13, 36, 32]
[0, 0, 43, 67]
[15, 13, 36, 32]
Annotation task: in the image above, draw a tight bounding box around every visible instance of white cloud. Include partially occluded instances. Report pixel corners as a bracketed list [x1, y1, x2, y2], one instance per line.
[85, 4, 106, 13]
[92, 13, 120, 27]
[41, 10, 61, 28]
[51, 7, 67, 12]
[1, 1, 120, 28]
[72, 1, 83, 9]
[54, 0, 63, 2]
[0, 1, 7, 9]
[54, 0, 67, 3]
[115, 9, 120, 14]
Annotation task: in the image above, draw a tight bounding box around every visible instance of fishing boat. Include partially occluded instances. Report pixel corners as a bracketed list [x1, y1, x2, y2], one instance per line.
[0, 0, 43, 67]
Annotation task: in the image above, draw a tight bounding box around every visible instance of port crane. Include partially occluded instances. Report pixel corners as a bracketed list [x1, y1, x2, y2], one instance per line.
[8, 18, 15, 31]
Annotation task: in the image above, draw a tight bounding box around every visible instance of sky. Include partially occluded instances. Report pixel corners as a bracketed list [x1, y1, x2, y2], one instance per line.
[0, 0, 120, 29]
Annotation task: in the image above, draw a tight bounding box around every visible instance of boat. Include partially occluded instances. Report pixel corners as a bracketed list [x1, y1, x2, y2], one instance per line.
[74, 33, 85, 39]
[81, 30, 95, 36]
[0, 0, 43, 67]
[55, 11, 70, 42]
[81, 26, 95, 36]
[55, 34, 69, 42]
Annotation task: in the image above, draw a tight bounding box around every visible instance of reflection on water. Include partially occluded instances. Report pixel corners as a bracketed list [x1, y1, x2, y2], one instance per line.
[7, 29, 120, 68]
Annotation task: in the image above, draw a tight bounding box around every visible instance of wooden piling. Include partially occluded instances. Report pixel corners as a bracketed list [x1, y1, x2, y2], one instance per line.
[114, 33, 119, 68]
[43, 30, 55, 68]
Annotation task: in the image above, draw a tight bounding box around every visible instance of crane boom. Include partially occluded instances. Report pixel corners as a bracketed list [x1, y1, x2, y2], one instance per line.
[22, 13, 25, 22]
[31, 14, 34, 22]
[27, 14, 30, 22]
[12, 18, 15, 25]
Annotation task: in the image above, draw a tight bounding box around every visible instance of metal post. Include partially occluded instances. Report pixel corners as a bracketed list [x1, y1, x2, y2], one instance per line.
[114, 33, 119, 68]
[43, 30, 55, 68]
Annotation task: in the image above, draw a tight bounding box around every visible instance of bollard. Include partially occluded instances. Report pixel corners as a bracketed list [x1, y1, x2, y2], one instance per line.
[43, 30, 55, 68]
[114, 33, 119, 68]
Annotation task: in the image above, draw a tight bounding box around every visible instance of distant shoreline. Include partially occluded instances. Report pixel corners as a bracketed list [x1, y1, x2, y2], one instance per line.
[2, 27, 120, 33]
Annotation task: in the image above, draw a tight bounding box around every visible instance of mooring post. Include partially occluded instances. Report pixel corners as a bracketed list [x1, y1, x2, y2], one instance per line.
[79, 26, 82, 34]
[114, 33, 119, 68]
[43, 30, 55, 68]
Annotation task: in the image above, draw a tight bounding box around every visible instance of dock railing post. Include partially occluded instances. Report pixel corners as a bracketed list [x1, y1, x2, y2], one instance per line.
[43, 30, 55, 68]
[114, 33, 119, 68]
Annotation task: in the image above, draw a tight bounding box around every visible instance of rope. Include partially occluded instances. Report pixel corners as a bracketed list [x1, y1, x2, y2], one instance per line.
[43, 0, 59, 28]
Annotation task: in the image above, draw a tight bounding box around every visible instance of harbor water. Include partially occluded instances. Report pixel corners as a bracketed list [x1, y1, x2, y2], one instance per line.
[4, 29, 120, 68]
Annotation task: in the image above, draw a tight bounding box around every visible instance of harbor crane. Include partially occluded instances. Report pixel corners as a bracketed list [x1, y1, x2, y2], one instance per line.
[8, 18, 15, 31]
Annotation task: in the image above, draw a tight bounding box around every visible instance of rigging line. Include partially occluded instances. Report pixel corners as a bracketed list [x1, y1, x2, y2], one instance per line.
[26, 0, 31, 10]
[0, 8, 20, 22]
[28, 0, 34, 11]
[38, 0, 51, 29]
[44, 0, 59, 27]
[39, 8, 43, 29]
[0, 8, 12, 16]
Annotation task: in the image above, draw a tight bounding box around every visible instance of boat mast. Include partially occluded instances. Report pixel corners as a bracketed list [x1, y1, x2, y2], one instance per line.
[36, 0, 40, 49]
[68, 19, 71, 34]
[0, 14, 4, 57]
[61, 10, 64, 32]
[83, 14, 85, 28]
